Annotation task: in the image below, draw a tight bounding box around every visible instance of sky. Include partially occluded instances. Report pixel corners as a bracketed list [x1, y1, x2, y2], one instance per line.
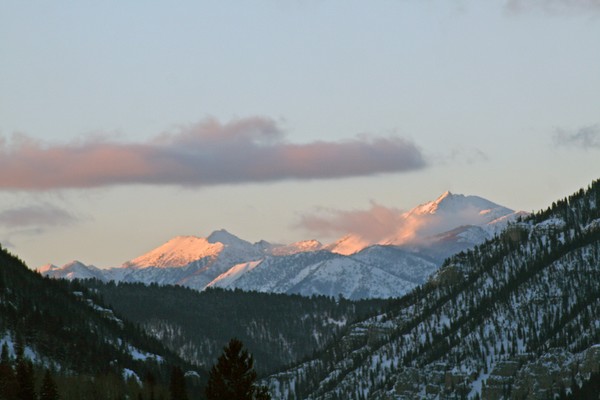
[1, 0, 599, 269]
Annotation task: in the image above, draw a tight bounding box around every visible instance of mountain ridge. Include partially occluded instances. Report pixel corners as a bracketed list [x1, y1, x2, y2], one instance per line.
[39, 191, 524, 299]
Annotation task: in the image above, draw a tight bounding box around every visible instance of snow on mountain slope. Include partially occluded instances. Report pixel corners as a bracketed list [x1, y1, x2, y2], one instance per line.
[326, 234, 371, 256]
[206, 260, 262, 288]
[39, 193, 523, 299]
[209, 247, 438, 300]
[409, 191, 511, 218]
[285, 257, 419, 300]
[114, 229, 268, 289]
[208, 251, 339, 293]
[207, 229, 252, 248]
[124, 235, 224, 269]
[351, 245, 439, 284]
[38, 263, 59, 274]
[41, 260, 107, 281]
[270, 240, 323, 256]
[390, 191, 517, 242]
[327, 191, 523, 256]
[39, 230, 266, 287]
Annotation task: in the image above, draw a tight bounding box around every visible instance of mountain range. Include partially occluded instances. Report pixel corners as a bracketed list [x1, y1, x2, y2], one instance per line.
[39, 192, 525, 300]
[3, 178, 600, 399]
[263, 179, 600, 399]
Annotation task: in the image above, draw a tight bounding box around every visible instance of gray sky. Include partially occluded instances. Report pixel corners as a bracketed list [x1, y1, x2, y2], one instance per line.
[1, 0, 599, 268]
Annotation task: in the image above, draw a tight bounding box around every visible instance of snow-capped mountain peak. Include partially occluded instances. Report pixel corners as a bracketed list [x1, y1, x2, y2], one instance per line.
[39, 191, 527, 300]
[37, 263, 58, 274]
[435, 190, 453, 204]
[37, 260, 106, 281]
[124, 235, 224, 269]
[206, 229, 251, 248]
[409, 191, 511, 218]
[326, 192, 522, 257]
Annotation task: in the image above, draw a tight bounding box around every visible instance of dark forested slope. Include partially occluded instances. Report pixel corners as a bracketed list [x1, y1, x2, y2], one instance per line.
[83, 281, 387, 375]
[0, 246, 203, 399]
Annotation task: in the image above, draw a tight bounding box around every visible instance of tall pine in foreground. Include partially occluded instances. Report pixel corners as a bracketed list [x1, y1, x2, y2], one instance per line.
[205, 339, 271, 400]
[39, 369, 59, 400]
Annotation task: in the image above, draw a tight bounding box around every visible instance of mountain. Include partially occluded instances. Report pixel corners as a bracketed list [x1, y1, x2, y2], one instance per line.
[39, 192, 523, 299]
[0, 244, 204, 399]
[39, 260, 107, 281]
[41, 244, 438, 300]
[269, 239, 323, 256]
[327, 191, 524, 258]
[123, 236, 224, 269]
[262, 179, 600, 399]
[208, 247, 439, 300]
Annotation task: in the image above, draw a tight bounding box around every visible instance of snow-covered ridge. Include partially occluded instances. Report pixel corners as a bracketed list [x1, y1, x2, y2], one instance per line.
[124, 235, 224, 269]
[38, 192, 525, 299]
[270, 240, 323, 256]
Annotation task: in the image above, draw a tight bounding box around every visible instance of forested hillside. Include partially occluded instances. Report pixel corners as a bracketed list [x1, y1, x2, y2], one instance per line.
[0, 246, 204, 399]
[265, 179, 600, 399]
[84, 281, 387, 375]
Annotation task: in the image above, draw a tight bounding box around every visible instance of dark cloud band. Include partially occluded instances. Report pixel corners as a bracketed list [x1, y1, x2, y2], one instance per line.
[0, 117, 426, 190]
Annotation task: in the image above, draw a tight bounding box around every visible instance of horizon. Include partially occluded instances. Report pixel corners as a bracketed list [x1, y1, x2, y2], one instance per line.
[35, 186, 574, 270]
[1, 1, 599, 268]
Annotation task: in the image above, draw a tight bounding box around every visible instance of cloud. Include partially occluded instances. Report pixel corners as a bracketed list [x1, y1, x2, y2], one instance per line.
[0, 204, 78, 229]
[505, 0, 600, 15]
[0, 117, 427, 190]
[298, 196, 511, 245]
[554, 124, 600, 149]
[298, 202, 408, 243]
[298, 203, 446, 245]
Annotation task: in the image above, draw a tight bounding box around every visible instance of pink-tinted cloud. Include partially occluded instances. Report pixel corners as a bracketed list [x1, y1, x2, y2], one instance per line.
[298, 197, 513, 246]
[299, 202, 408, 243]
[0, 117, 426, 190]
[299, 204, 446, 246]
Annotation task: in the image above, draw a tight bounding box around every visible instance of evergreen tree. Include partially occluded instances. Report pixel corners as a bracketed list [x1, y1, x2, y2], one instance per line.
[14, 335, 24, 363]
[169, 366, 188, 400]
[0, 343, 10, 366]
[254, 386, 272, 400]
[205, 338, 271, 400]
[145, 371, 157, 400]
[0, 343, 17, 400]
[15, 360, 35, 400]
[38, 370, 59, 400]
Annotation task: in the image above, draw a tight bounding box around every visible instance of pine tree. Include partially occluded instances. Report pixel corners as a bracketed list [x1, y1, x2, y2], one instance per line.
[0, 343, 17, 400]
[169, 366, 188, 400]
[0, 343, 10, 366]
[16, 360, 35, 400]
[39, 369, 59, 400]
[254, 386, 272, 400]
[205, 339, 271, 400]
